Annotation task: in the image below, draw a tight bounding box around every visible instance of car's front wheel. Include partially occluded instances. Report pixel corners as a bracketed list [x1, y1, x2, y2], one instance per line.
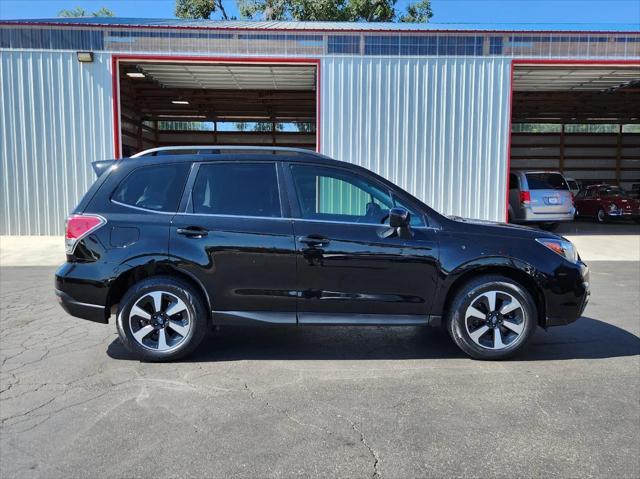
[446, 275, 537, 360]
[596, 208, 606, 223]
[116, 276, 208, 361]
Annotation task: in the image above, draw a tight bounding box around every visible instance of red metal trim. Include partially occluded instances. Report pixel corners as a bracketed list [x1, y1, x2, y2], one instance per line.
[110, 55, 322, 156]
[316, 60, 321, 153]
[2, 20, 638, 35]
[505, 58, 640, 222]
[512, 59, 640, 66]
[505, 60, 515, 223]
[111, 55, 121, 159]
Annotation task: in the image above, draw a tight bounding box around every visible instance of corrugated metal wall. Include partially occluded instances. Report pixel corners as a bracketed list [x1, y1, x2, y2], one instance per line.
[320, 57, 512, 222]
[0, 52, 511, 234]
[0, 50, 113, 235]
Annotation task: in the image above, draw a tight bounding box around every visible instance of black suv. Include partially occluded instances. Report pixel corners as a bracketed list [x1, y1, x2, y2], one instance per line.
[55, 147, 590, 361]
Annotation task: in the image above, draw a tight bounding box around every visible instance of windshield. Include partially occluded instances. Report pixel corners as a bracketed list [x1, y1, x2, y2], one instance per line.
[599, 187, 627, 197]
[525, 173, 569, 190]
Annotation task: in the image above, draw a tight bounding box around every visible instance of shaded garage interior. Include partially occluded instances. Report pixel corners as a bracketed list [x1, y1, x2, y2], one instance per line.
[117, 60, 318, 157]
[511, 64, 640, 191]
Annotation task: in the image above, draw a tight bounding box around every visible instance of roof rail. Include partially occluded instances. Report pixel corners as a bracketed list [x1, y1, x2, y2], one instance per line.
[130, 145, 332, 160]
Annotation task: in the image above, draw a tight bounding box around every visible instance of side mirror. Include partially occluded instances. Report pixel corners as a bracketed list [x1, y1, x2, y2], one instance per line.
[389, 207, 410, 228]
[380, 207, 413, 239]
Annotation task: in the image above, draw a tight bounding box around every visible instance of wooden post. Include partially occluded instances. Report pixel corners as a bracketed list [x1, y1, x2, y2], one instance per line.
[559, 123, 565, 174]
[137, 117, 143, 151]
[615, 123, 622, 185]
[153, 120, 159, 148]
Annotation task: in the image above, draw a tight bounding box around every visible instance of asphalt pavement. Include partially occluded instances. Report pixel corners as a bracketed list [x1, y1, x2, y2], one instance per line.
[1, 261, 639, 478]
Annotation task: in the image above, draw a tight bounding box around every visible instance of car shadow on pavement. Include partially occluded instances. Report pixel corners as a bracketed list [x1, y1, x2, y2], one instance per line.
[106, 316, 639, 362]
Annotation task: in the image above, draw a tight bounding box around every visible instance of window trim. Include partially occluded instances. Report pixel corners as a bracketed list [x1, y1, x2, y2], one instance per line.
[185, 160, 286, 219]
[283, 161, 428, 227]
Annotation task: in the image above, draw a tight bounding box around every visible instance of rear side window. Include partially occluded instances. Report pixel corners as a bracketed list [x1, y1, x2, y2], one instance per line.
[509, 173, 519, 190]
[191, 163, 281, 217]
[525, 173, 568, 190]
[112, 164, 190, 212]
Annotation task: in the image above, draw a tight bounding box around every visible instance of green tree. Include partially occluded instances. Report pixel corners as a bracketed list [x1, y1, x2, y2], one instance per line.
[58, 6, 115, 17]
[175, 0, 230, 19]
[237, 0, 432, 22]
[174, 0, 433, 22]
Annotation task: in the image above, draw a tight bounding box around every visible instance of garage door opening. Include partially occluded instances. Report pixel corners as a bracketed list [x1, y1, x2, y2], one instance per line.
[114, 58, 319, 157]
[509, 62, 640, 206]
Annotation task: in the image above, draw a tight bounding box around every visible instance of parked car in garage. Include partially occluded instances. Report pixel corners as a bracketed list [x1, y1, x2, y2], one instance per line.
[55, 147, 590, 362]
[574, 184, 640, 223]
[508, 171, 575, 231]
[565, 177, 581, 197]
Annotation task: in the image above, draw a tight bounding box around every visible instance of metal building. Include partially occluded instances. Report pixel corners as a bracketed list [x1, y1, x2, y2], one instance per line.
[1, 18, 639, 235]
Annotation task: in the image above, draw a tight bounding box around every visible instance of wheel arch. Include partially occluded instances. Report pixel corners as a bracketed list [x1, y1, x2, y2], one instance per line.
[107, 261, 212, 322]
[440, 263, 546, 328]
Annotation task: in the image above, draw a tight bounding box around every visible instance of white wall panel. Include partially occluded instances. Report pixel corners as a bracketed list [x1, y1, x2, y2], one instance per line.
[320, 57, 512, 222]
[0, 50, 113, 235]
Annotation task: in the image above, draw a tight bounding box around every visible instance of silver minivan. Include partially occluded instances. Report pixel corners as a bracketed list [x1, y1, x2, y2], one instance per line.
[508, 171, 575, 231]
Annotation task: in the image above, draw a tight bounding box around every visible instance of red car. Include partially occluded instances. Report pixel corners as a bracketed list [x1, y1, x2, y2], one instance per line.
[574, 184, 640, 224]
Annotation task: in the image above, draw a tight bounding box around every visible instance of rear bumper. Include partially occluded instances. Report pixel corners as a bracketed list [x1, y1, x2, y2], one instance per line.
[55, 288, 108, 323]
[521, 208, 575, 223]
[55, 262, 110, 324]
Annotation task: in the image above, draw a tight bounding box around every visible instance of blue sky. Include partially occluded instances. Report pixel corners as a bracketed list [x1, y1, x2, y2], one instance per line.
[0, 0, 639, 26]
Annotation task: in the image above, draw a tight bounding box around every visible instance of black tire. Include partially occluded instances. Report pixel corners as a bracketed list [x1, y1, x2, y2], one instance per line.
[116, 276, 208, 362]
[539, 222, 559, 232]
[445, 275, 537, 360]
[595, 208, 606, 223]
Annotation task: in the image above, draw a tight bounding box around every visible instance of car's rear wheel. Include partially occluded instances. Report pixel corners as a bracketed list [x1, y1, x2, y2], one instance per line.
[446, 275, 537, 360]
[116, 276, 207, 362]
[596, 208, 606, 223]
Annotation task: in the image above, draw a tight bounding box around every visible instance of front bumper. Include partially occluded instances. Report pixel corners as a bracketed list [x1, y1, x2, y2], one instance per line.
[545, 263, 590, 327]
[605, 210, 640, 219]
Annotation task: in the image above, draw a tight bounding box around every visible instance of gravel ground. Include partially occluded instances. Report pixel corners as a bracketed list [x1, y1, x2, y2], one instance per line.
[1, 262, 639, 478]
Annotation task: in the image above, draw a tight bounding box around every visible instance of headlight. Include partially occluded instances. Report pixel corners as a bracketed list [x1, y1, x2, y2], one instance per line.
[535, 238, 579, 263]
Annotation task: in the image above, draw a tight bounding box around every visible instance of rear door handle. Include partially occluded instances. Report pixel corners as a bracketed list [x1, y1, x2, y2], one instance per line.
[177, 226, 208, 238]
[299, 235, 330, 247]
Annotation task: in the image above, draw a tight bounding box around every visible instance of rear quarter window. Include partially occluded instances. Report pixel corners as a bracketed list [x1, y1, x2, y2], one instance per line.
[112, 163, 190, 212]
[525, 173, 568, 190]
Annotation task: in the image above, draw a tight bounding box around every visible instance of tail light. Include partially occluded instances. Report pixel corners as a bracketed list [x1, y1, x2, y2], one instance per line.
[519, 191, 531, 205]
[65, 214, 106, 254]
[570, 192, 575, 205]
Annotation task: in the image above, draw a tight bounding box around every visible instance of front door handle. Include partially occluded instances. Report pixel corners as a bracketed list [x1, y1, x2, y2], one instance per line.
[177, 226, 208, 238]
[299, 234, 330, 248]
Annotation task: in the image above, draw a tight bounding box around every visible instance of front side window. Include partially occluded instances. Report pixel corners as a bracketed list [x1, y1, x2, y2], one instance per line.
[191, 162, 281, 217]
[113, 163, 190, 212]
[290, 164, 424, 226]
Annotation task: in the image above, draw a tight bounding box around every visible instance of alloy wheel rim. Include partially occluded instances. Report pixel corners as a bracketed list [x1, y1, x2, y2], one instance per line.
[597, 209, 605, 222]
[128, 290, 191, 352]
[464, 291, 526, 350]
